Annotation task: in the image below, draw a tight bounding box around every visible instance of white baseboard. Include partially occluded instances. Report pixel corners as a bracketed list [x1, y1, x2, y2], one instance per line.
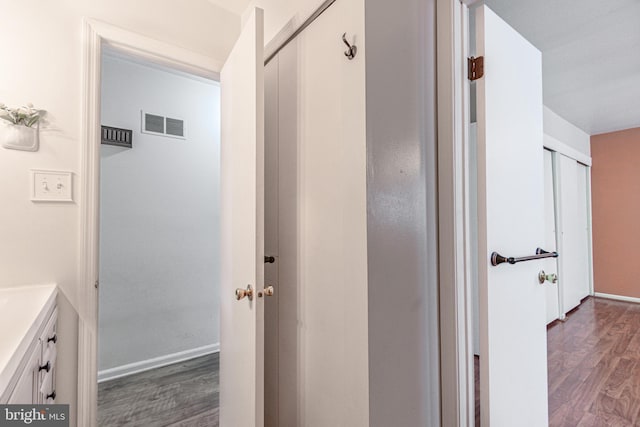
[594, 292, 640, 304]
[98, 343, 219, 383]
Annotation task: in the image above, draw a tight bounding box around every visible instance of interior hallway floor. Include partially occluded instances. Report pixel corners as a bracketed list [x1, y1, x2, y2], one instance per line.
[475, 296, 640, 426]
[548, 296, 640, 426]
[98, 352, 219, 427]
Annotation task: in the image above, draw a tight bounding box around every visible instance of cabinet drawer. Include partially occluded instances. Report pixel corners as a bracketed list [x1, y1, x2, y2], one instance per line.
[40, 307, 58, 361]
[38, 308, 57, 403]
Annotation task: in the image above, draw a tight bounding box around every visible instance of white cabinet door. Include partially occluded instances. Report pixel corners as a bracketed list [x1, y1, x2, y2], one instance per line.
[219, 8, 265, 427]
[8, 347, 40, 404]
[475, 5, 548, 425]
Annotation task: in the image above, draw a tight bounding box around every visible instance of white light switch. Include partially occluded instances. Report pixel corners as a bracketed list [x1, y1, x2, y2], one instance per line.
[31, 170, 73, 202]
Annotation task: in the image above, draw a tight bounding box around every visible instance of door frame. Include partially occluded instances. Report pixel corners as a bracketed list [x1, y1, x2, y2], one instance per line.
[436, 0, 478, 425]
[77, 19, 223, 426]
[437, 2, 597, 425]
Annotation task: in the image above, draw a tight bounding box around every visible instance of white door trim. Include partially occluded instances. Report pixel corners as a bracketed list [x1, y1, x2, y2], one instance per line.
[543, 134, 592, 167]
[77, 19, 222, 426]
[436, 0, 474, 425]
[586, 167, 595, 296]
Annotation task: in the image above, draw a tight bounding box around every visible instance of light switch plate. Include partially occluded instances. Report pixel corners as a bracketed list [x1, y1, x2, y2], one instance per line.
[31, 170, 73, 202]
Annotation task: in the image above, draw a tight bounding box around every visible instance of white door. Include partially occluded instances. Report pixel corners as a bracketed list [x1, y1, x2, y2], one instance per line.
[557, 154, 590, 314]
[219, 8, 265, 427]
[476, 5, 548, 426]
[543, 149, 560, 324]
[262, 0, 368, 424]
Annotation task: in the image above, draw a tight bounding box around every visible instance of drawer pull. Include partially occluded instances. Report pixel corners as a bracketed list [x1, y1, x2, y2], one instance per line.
[47, 334, 57, 344]
[39, 361, 51, 372]
[46, 390, 56, 400]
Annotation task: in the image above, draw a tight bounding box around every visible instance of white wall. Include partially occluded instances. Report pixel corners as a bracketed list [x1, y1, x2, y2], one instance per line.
[0, 2, 237, 424]
[98, 54, 220, 374]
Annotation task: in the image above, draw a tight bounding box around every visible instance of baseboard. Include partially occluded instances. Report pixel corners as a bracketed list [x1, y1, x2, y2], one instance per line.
[98, 343, 219, 383]
[594, 292, 640, 304]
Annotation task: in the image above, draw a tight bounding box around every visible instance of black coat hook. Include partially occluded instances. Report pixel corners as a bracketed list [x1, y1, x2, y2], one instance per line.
[342, 33, 357, 60]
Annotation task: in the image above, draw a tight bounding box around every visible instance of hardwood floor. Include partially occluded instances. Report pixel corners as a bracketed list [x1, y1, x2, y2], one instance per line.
[98, 353, 219, 427]
[475, 297, 640, 426]
[98, 297, 640, 426]
[548, 297, 640, 426]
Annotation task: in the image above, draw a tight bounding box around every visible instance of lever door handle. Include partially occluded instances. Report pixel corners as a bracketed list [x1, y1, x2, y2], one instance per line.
[491, 248, 558, 266]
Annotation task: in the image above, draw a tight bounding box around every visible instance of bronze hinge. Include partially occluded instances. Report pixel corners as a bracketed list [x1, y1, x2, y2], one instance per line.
[468, 56, 484, 81]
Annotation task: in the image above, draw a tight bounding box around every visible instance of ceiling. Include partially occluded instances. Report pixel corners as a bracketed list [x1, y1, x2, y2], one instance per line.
[484, 0, 640, 135]
[206, 0, 252, 16]
[206, 0, 638, 135]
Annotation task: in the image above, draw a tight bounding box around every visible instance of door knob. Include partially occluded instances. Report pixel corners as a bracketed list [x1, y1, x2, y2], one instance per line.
[236, 285, 254, 301]
[546, 273, 558, 284]
[258, 286, 275, 298]
[538, 271, 558, 284]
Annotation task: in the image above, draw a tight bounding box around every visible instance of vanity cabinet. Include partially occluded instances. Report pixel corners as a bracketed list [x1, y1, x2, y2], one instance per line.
[6, 346, 41, 404]
[0, 285, 58, 404]
[5, 308, 57, 404]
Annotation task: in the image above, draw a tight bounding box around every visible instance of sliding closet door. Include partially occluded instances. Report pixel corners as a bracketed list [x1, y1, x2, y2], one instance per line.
[543, 149, 560, 324]
[296, 1, 368, 421]
[264, 52, 281, 427]
[557, 154, 590, 314]
[575, 162, 591, 297]
[264, 0, 368, 425]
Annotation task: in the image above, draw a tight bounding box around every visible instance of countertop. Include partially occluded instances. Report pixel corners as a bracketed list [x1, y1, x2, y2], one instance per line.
[0, 284, 57, 399]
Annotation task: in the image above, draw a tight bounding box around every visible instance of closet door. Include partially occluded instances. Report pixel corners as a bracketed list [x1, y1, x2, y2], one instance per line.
[264, 36, 301, 427]
[264, 52, 280, 427]
[574, 162, 591, 300]
[544, 149, 560, 324]
[557, 154, 590, 314]
[263, 0, 368, 425]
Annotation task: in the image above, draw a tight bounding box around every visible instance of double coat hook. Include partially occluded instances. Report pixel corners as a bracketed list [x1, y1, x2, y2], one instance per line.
[342, 33, 357, 60]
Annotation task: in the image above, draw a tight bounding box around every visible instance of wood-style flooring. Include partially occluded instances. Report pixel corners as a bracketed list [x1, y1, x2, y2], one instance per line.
[476, 297, 640, 426]
[100, 297, 640, 426]
[98, 353, 219, 427]
[548, 297, 640, 426]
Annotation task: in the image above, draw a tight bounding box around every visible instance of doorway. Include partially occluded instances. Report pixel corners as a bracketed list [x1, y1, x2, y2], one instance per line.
[464, 2, 602, 426]
[96, 49, 221, 426]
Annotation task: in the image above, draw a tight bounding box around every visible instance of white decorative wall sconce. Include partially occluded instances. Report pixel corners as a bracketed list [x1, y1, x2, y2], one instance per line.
[0, 103, 42, 152]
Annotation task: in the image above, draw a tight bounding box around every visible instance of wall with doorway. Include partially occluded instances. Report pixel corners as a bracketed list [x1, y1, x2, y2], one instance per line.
[591, 127, 640, 299]
[0, 1, 237, 423]
[98, 53, 220, 378]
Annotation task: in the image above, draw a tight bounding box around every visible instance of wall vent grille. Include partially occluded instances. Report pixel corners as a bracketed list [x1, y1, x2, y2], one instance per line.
[144, 113, 164, 134]
[166, 118, 185, 137]
[141, 111, 186, 139]
[101, 125, 133, 148]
